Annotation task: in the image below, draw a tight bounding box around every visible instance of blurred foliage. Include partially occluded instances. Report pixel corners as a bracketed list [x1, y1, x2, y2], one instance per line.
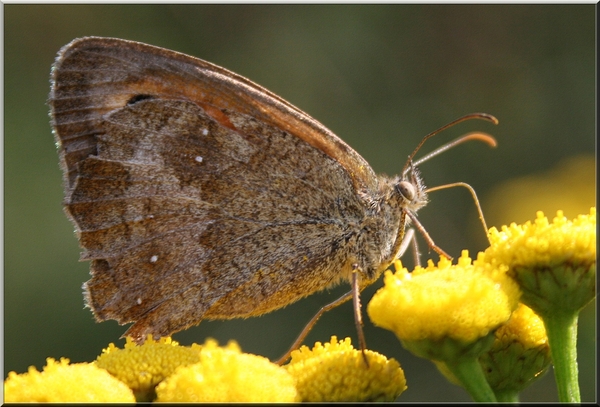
[3, 4, 595, 402]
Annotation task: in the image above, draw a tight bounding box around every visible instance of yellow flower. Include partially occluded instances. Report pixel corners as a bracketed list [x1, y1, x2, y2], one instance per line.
[481, 303, 551, 396]
[478, 209, 595, 402]
[367, 253, 521, 402]
[492, 303, 548, 352]
[435, 303, 551, 400]
[95, 335, 201, 401]
[155, 339, 299, 402]
[481, 208, 596, 316]
[285, 336, 406, 402]
[368, 251, 521, 345]
[4, 357, 135, 402]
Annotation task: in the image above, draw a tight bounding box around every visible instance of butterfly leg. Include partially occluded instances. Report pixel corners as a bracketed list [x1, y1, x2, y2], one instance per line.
[351, 264, 370, 367]
[396, 227, 424, 267]
[274, 288, 354, 365]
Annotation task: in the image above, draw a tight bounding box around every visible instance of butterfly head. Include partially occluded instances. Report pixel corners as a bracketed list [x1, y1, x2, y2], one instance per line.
[393, 160, 428, 214]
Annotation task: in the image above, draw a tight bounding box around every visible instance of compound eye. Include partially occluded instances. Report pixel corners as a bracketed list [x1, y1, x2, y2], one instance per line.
[397, 181, 416, 201]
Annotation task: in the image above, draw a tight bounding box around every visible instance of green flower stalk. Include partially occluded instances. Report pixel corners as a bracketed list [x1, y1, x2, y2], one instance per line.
[479, 208, 596, 402]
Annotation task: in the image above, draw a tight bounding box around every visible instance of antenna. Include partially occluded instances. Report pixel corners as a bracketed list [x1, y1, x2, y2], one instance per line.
[402, 113, 498, 176]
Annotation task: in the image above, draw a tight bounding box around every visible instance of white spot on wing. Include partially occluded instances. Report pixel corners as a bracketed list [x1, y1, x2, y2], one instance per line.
[195, 156, 203, 163]
[202, 128, 209, 136]
[136, 297, 142, 305]
[150, 255, 158, 263]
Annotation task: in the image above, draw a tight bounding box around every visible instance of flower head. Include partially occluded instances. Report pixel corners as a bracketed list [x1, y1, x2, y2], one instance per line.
[95, 335, 201, 401]
[155, 338, 298, 402]
[478, 208, 596, 402]
[481, 303, 551, 395]
[285, 336, 406, 402]
[4, 357, 135, 402]
[480, 208, 596, 316]
[368, 251, 520, 346]
[435, 303, 551, 399]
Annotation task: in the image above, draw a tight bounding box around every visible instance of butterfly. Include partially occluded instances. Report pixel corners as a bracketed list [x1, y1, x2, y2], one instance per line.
[49, 37, 496, 360]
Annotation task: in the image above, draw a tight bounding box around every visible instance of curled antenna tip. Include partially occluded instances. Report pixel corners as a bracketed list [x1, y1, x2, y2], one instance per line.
[463, 132, 498, 148]
[473, 113, 499, 125]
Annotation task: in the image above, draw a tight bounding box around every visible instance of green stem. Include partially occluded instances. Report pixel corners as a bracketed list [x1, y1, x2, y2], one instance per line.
[494, 390, 520, 403]
[444, 357, 497, 402]
[543, 312, 580, 402]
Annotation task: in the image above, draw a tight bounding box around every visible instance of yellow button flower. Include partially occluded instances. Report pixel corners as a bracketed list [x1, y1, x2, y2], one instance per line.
[368, 251, 520, 345]
[155, 338, 298, 402]
[481, 303, 551, 399]
[367, 252, 521, 402]
[481, 208, 596, 316]
[4, 357, 135, 402]
[436, 303, 551, 402]
[285, 336, 406, 402]
[479, 208, 596, 402]
[95, 335, 201, 401]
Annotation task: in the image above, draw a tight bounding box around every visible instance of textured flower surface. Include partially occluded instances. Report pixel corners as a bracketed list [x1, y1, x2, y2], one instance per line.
[435, 303, 551, 399]
[4, 357, 135, 402]
[155, 339, 299, 402]
[285, 336, 406, 402]
[481, 303, 551, 394]
[480, 208, 596, 315]
[96, 335, 201, 401]
[368, 252, 520, 344]
[483, 208, 595, 270]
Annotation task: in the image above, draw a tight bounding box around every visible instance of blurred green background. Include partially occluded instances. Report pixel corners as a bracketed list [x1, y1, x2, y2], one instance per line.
[4, 4, 595, 402]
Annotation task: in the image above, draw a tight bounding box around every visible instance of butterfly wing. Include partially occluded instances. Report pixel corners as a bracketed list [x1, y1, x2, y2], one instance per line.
[49, 37, 379, 341]
[51, 37, 377, 193]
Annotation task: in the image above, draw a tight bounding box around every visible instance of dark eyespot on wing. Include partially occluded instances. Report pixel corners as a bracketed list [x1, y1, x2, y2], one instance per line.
[127, 94, 155, 105]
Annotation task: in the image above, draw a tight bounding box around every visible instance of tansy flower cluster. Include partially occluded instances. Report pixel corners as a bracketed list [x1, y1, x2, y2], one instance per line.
[367, 208, 595, 402]
[480, 208, 596, 402]
[4, 335, 405, 402]
[4, 209, 594, 403]
[4, 337, 298, 403]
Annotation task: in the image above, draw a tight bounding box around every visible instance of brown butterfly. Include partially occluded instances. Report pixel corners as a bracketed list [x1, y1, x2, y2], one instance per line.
[49, 37, 496, 359]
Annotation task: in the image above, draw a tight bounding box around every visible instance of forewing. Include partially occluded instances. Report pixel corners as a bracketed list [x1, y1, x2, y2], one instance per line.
[50, 37, 377, 194]
[49, 37, 374, 341]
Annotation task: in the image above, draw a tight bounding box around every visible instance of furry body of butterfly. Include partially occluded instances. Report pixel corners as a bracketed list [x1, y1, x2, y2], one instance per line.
[50, 37, 429, 343]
